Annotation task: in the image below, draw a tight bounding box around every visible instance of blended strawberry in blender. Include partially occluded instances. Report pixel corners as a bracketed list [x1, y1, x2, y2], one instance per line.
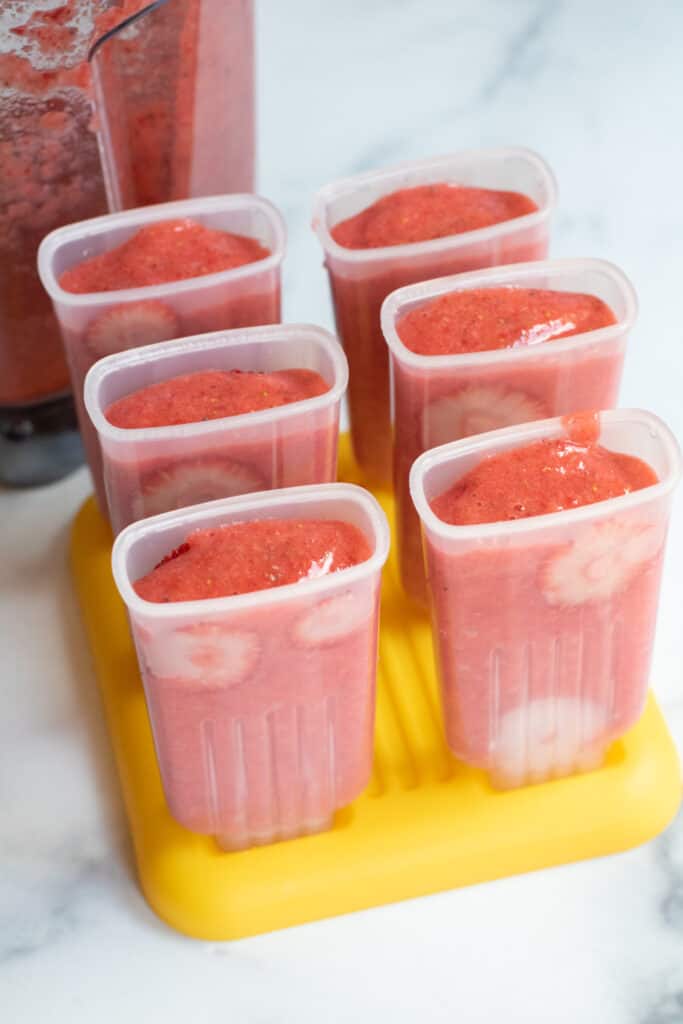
[92, 0, 254, 208]
[321, 180, 546, 482]
[392, 285, 619, 602]
[0, 0, 116, 406]
[417, 416, 670, 789]
[129, 513, 379, 847]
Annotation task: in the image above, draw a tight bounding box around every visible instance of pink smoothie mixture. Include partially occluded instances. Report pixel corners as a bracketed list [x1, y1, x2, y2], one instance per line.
[105, 368, 329, 428]
[422, 424, 665, 788]
[131, 517, 379, 847]
[0, 0, 126, 404]
[397, 287, 616, 355]
[60, 219, 270, 293]
[392, 287, 624, 604]
[323, 183, 546, 483]
[331, 183, 538, 250]
[431, 437, 657, 524]
[92, 0, 254, 209]
[135, 519, 371, 601]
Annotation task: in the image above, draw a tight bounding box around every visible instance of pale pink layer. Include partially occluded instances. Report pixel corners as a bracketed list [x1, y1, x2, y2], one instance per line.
[424, 521, 665, 787]
[133, 573, 380, 845]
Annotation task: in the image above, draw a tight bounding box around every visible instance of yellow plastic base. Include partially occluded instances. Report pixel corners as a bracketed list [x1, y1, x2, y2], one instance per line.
[70, 440, 681, 941]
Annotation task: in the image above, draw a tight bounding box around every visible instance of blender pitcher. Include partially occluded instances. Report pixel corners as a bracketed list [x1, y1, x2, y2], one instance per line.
[0, 0, 255, 487]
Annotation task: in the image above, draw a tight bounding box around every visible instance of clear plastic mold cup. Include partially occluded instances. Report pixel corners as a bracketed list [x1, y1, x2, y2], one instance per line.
[382, 258, 637, 603]
[85, 323, 348, 534]
[38, 193, 286, 510]
[112, 483, 390, 851]
[313, 147, 557, 484]
[410, 409, 681, 789]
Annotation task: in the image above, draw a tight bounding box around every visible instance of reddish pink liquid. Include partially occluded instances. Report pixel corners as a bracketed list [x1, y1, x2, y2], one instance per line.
[132, 520, 378, 846]
[397, 286, 616, 355]
[106, 367, 329, 428]
[135, 519, 371, 600]
[393, 287, 624, 604]
[431, 437, 656, 525]
[1, 1, 254, 406]
[331, 184, 538, 250]
[424, 438, 663, 787]
[0, 0, 123, 404]
[60, 219, 269, 293]
[326, 184, 546, 483]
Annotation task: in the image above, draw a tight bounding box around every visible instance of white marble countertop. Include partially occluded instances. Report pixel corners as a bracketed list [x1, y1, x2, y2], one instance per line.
[3, 2, 683, 1021]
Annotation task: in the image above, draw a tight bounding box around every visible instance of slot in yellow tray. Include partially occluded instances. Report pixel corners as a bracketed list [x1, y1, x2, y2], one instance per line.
[71, 441, 681, 941]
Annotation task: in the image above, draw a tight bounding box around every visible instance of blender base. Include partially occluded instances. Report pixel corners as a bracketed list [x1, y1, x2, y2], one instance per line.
[0, 393, 84, 487]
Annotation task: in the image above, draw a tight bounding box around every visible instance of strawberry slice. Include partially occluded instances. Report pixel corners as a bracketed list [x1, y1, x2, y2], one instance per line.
[294, 589, 376, 647]
[492, 696, 608, 785]
[422, 386, 546, 449]
[138, 621, 260, 686]
[542, 518, 664, 606]
[132, 457, 266, 520]
[85, 300, 180, 360]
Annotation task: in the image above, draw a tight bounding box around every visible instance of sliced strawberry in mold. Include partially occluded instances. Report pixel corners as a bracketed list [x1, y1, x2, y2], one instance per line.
[422, 386, 547, 449]
[140, 622, 260, 686]
[133, 457, 265, 520]
[491, 696, 609, 785]
[85, 300, 181, 360]
[294, 589, 376, 648]
[542, 518, 664, 607]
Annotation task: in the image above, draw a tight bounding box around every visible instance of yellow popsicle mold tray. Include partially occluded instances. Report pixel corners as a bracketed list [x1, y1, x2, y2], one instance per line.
[71, 440, 681, 941]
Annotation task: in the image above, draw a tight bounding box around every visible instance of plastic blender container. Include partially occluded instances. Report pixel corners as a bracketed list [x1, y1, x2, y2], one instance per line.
[312, 147, 557, 484]
[38, 193, 286, 510]
[382, 258, 637, 603]
[112, 482, 390, 850]
[410, 409, 681, 789]
[85, 324, 348, 533]
[90, 0, 255, 210]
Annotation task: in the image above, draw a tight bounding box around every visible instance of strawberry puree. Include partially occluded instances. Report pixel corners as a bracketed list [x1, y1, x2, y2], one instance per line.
[134, 519, 371, 602]
[2, 0, 254, 406]
[106, 368, 329, 428]
[0, 0, 125, 404]
[392, 286, 627, 604]
[60, 219, 270, 293]
[421, 435, 665, 788]
[431, 438, 657, 525]
[92, 0, 254, 208]
[397, 287, 616, 356]
[324, 184, 546, 483]
[331, 184, 538, 250]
